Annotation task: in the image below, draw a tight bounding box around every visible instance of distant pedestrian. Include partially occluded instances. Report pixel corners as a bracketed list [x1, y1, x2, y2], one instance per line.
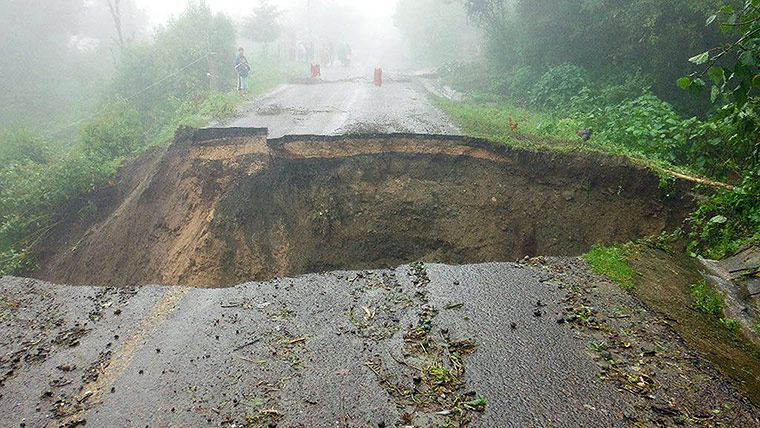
[236, 57, 251, 92]
[235, 48, 250, 92]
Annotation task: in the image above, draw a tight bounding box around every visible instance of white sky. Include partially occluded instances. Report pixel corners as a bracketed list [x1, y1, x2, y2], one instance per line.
[134, 0, 399, 27]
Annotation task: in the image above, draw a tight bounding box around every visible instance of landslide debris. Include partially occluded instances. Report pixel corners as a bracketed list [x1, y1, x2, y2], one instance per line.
[36, 128, 694, 288]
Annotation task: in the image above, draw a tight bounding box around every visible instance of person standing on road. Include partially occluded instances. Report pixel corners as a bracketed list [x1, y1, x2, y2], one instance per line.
[236, 56, 251, 93]
[235, 48, 250, 92]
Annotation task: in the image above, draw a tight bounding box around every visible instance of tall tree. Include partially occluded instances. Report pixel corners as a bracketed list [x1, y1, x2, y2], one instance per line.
[461, 0, 734, 114]
[243, 1, 283, 56]
[107, 0, 128, 55]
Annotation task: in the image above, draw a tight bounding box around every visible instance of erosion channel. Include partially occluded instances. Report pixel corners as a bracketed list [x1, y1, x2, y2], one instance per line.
[36, 128, 694, 288]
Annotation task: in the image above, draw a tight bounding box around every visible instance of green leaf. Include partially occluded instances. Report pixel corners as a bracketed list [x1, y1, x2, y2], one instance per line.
[707, 67, 725, 85]
[733, 81, 749, 106]
[689, 52, 710, 65]
[688, 78, 706, 95]
[677, 77, 692, 89]
[706, 14, 717, 26]
[709, 215, 728, 224]
[463, 397, 487, 407]
[740, 51, 756, 67]
[711, 85, 720, 102]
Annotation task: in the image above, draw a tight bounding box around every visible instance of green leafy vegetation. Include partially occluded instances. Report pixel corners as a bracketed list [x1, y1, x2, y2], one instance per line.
[0, 3, 300, 275]
[721, 317, 742, 333]
[583, 245, 637, 289]
[432, 1, 760, 260]
[691, 281, 744, 334]
[692, 281, 725, 317]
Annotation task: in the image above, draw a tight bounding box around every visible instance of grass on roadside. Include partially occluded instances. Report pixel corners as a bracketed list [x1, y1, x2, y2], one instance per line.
[436, 97, 700, 180]
[691, 280, 745, 334]
[691, 281, 725, 317]
[583, 244, 637, 289]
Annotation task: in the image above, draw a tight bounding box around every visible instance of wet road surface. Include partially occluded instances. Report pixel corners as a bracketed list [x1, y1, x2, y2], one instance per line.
[2, 260, 758, 427]
[0, 264, 634, 427]
[221, 65, 459, 138]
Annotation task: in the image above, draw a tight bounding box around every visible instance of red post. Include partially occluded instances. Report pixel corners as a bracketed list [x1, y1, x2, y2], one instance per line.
[374, 68, 383, 87]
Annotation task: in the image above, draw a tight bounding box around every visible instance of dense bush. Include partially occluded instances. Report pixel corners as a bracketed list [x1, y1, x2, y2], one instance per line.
[439, 62, 494, 94]
[0, 129, 52, 165]
[529, 64, 590, 110]
[108, 3, 237, 134]
[0, 3, 250, 274]
[585, 92, 696, 163]
[80, 98, 143, 162]
[506, 65, 539, 98]
[687, 170, 760, 258]
[464, 0, 731, 116]
[0, 146, 109, 274]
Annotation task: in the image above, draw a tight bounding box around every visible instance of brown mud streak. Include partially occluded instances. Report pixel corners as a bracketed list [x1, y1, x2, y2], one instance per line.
[35, 127, 696, 288]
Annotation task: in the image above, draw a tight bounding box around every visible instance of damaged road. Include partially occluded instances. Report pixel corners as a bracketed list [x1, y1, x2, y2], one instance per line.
[1, 72, 759, 427]
[3, 260, 758, 427]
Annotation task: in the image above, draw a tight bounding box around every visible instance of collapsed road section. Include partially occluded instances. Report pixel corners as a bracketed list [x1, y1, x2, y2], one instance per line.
[35, 128, 694, 288]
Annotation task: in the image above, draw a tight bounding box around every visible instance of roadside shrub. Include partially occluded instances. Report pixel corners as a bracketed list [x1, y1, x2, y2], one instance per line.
[686, 101, 760, 177]
[155, 91, 244, 141]
[687, 171, 760, 259]
[0, 148, 110, 274]
[439, 61, 493, 93]
[530, 63, 590, 110]
[597, 72, 651, 107]
[80, 98, 143, 163]
[507, 65, 538, 98]
[587, 92, 694, 163]
[0, 128, 52, 165]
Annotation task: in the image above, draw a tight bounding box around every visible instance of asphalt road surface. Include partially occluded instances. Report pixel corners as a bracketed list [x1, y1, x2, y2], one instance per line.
[222, 64, 459, 138]
[2, 259, 758, 427]
[0, 264, 654, 427]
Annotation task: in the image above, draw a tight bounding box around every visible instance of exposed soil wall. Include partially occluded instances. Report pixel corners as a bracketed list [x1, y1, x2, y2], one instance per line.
[35, 128, 694, 288]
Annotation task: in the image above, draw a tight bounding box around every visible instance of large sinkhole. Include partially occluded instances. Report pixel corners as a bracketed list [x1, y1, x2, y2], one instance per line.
[36, 128, 694, 288]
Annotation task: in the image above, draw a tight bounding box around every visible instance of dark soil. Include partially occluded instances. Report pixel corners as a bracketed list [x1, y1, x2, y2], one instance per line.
[34, 128, 694, 288]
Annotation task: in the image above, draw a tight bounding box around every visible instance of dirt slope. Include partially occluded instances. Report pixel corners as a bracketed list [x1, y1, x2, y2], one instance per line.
[34, 128, 694, 288]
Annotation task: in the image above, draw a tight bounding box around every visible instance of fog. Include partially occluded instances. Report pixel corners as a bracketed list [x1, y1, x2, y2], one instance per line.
[136, 0, 400, 30]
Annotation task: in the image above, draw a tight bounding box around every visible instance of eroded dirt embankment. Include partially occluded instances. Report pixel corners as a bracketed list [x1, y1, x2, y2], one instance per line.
[35, 128, 694, 288]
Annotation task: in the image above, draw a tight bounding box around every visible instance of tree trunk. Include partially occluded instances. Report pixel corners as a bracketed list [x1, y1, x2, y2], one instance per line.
[107, 0, 125, 53]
